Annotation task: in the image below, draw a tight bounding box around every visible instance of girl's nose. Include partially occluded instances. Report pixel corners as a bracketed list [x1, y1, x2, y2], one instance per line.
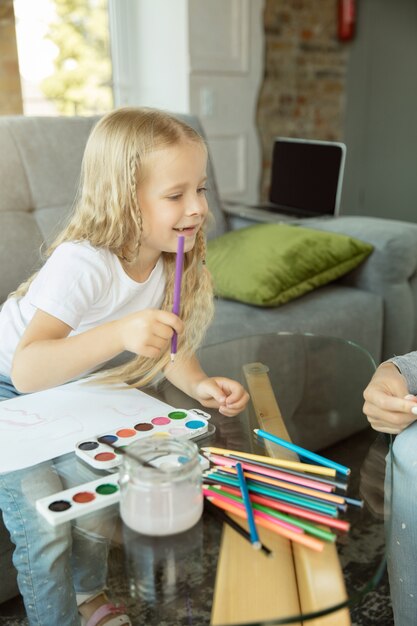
[186, 197, 206, 216]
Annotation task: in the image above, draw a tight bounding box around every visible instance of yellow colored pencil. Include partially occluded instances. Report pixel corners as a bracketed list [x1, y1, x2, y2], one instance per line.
[201, 447, 336, 477]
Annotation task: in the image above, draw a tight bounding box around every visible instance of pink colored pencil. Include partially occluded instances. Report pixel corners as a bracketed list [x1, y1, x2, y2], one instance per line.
[206, 496, 324, 552]
[208, 453, 334, 492]
[201, 446, 337, 477]
[203, 488, 303, 534]
[213, 467, 346, 505]
[215, 484, 350, 532]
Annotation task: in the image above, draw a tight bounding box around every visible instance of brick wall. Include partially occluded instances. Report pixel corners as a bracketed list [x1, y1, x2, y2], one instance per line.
[0, 0, 23, 115]
[257, 0, 349, 200]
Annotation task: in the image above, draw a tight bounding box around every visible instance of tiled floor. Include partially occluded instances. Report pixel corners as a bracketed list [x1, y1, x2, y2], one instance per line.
[0, 428, 394, 626]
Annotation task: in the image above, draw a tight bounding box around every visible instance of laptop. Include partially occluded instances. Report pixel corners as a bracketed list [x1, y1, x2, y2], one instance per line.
[265, 137, 346, 219]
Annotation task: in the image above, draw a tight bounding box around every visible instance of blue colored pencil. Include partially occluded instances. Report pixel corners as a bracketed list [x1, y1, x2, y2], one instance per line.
[344, 495, 364, 508]
[213, 469, 348, 512]
[235, 462, 261, 549]
[254, 428, 351, 476]
[203, 472, 339, 516]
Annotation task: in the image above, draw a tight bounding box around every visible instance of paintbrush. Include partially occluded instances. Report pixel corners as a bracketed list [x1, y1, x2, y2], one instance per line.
[102, 440, 162, 471]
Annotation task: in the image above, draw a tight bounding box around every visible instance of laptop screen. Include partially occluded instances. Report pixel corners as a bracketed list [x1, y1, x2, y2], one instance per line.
[268, 138, 346, 217]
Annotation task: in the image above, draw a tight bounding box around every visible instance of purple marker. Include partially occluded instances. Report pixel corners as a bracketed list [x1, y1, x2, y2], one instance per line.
[171, 235, 185, 361]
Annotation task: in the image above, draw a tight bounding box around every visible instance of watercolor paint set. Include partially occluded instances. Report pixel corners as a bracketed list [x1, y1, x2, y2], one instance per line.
[36, 453, 210, 526]
[36, 473, 122, 526]
[75, 408, 213, 470]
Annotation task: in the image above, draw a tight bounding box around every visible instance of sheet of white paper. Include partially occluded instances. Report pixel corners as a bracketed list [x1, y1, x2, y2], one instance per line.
[0, 378, 180, 473]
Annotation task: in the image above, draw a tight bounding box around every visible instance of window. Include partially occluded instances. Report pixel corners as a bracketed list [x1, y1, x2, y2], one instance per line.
[14, 0, 113, 115]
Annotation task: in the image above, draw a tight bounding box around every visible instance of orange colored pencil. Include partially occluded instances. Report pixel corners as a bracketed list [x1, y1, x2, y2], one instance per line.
[207, 496, 324, 552]
[216, 484, 350, 532]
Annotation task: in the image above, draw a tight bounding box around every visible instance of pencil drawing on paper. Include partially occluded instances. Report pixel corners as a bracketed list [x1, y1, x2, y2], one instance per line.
[0, 379, 178, 473]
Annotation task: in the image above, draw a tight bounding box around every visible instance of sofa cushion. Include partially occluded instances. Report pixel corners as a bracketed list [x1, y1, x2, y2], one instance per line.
[206, 223, 373, 307]
[4, 116, 99, 212]
[0, 213, 44, 304]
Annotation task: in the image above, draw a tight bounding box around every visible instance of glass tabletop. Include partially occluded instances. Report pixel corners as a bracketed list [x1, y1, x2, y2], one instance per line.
[24, 332, 390, 625]
[99, 332, 389, 625]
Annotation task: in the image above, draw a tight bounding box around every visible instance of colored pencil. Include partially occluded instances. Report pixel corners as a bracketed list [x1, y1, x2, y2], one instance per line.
[254, 429, 351, 476]
[215, 466, 346, 505]
[209, 468, 347, 511]
[206, 496, 324, 552]
[213, 484, 350, 532]
[170, 235, 185, 361]
[203, 488, 303, 535]
[235, 462, 261, 548]
[204, 486, 337, 542]
[203, 497, 273, 557]
[225, 454, 348, 491]
[203, 472, 339, 516]
[201, 446, 337, 477]
[344, 495, 364, 508]
[207, 453, 334, 492]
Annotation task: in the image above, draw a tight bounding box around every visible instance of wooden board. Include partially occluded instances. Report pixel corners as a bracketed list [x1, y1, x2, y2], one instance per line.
[210, 362, 351, 625]
[244, 362, 351, 626]
[211, 516, 302, 625]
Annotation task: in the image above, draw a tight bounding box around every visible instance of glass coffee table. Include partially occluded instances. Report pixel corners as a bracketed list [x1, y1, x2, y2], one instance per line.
[97, 332, 390, 626]
[4, 332, 391, 625]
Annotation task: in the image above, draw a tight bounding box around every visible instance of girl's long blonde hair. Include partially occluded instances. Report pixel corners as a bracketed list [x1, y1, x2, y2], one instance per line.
[11, 107, 214, 387]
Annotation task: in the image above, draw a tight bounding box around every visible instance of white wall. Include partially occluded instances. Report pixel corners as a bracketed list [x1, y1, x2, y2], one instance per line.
[109, 0, 189, 111]
[108, 0, 265, 204]
[342, 0, 417, 220]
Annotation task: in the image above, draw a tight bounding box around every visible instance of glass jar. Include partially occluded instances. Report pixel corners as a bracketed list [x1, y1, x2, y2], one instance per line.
[119, 437, 203, 536]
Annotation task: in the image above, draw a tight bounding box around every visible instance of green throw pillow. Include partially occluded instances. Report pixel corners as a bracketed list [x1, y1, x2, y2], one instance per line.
[206, 223, 373, 307]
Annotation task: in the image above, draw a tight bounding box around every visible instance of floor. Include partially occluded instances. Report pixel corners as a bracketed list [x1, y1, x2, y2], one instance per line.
[0, 428, 395, 626]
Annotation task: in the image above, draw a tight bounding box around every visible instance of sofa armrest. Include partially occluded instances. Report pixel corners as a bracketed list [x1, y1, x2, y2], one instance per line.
[292, 215, 417, 361]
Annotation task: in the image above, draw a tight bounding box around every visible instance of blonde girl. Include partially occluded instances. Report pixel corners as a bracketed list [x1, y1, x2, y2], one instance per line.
[0, 107, 249, 626]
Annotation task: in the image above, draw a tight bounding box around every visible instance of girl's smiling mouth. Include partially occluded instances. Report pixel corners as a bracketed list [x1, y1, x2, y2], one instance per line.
[174, 225, 199, 235]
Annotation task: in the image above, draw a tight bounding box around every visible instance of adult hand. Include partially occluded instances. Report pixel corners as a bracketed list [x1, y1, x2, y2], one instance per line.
[363, 362, 417, 434]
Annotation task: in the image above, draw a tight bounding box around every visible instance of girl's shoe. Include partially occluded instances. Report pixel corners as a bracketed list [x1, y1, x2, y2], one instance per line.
[81, 602, 132, 626]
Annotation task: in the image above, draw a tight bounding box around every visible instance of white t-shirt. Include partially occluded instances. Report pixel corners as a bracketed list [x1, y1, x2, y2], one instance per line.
[0, 241, 166, 377]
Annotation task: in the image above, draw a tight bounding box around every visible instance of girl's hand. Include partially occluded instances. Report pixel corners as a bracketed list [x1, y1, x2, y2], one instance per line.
[363, 362, 417, 434]
[193, 377, 250, 417]
[116, 309, 183, 359]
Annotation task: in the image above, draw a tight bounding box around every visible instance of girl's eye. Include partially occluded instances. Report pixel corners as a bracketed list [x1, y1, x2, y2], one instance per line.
[197, 187, 208, 194]
[167, 194, 182, 201]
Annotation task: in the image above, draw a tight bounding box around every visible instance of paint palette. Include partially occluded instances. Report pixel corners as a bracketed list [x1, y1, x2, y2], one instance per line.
[36, 454, 211, 526]
[75, 408, 213, 470]
[36, 472, 121, 526]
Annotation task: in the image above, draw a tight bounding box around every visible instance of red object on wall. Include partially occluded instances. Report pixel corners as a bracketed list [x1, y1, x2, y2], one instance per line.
[338, 0, 356, 42]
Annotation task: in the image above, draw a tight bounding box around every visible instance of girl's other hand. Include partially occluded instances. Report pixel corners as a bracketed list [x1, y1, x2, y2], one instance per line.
[193, 377, 250, 417]
[116, 309, 183, 359]
[363, 362, 417, 434]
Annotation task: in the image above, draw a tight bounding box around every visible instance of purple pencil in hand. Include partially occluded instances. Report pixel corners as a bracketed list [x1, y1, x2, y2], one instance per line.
[171, 235, 185, 361]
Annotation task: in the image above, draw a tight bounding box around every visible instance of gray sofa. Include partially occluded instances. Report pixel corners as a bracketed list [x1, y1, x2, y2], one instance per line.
[1, 113, 417, 605]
